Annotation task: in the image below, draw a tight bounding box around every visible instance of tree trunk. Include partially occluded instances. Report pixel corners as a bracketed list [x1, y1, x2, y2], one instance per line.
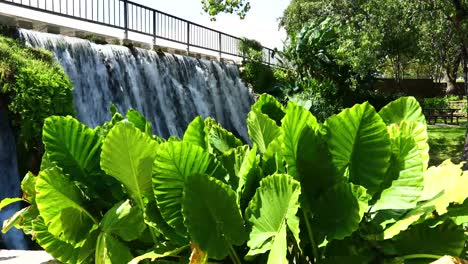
[445, 54, 461, 94]
[461, 49, 468, 164]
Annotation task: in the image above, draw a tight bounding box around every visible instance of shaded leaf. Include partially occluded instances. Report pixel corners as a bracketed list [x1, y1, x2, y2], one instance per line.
[95, 232, 133, 264]
[246, 174, 301, 264]
[392, 219, 465, 257]
[252, 94, 286, 125]
[262, 135, 285, 176]
[312, 182, 370, 241]
[297, 125, 337, 207]
[182, 174, 247, 260]
[100, 200, 146, 242]
[282, 102, 319, 179]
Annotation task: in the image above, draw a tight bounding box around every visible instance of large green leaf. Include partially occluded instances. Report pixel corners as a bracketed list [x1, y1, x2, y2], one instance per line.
[418, 160, 468, 214]
[144, 202, 188, 246]
[206, 120, 243, 154]
[0, 198, 22, 210]
[378, 97, 429, 170]
[36, 167, 97, 244]
[312, 182, 370, 241]
[400, 121, 429, 171]
[378, 97, 426, 125]
[100, 200, 146, 242]
[373, 123, 424, 210]
[251, 94, 286, 125]
[326, 102, 391, 194]
[101, 121, 158, 209]
[129, 245, 189, 264]
[372, 161, 461, 239]
[220, 145, 260, 210]
[246, 174, 301, 264]
[32, 217, 81, 264]
[282, 102, 319, 179]
[2, 207, 28, 233]
[220, 145, 248, 189]
[183, 116, 208, 150]
[42, 116, 102, 181]
[392, 219, 465, 258]
[153, 141, 227, 236]
[247, 109, 281, 153]
[5, 205, 39, 235]
[182, 173, 247, 260]
[381, 191, 446, 239]
[95, 232, 133, 264]
[126, 109, 153, 135]
[21, 171, 37, 203]
[262, 135, 285, 176]
[297, 126, 338, 206]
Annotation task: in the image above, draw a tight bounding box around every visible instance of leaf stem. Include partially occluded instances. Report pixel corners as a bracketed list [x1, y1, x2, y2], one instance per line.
[228, 245, 241, 264]
[402, 254, 443, 260]
[302, 210, 319, 262]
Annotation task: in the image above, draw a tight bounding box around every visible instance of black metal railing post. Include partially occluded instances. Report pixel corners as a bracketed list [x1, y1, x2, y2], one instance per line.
[123, 0, 128, 39]
[218, 33, 222, 59]
[152, 10, 156, 46]
[186, 22, 190, 53]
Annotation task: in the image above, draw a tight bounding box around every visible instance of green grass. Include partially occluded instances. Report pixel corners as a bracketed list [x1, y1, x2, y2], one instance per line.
[427, 122, 466, 166]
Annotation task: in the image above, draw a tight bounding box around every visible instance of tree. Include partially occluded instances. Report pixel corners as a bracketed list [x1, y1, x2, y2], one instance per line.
[201, 0, 251, 20]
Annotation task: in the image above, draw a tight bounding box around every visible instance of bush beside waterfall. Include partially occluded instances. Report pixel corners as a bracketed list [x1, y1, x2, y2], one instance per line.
[0, 35, 74, 174]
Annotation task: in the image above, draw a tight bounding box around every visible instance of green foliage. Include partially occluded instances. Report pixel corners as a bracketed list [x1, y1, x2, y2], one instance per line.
[0, 36, 74, 150]
[2, 96, 467, 263]
[238, 38, 277, 94]
[201, 0, 251, 20]
[278, 0, 457, 81]
[420, 97, 450, 109]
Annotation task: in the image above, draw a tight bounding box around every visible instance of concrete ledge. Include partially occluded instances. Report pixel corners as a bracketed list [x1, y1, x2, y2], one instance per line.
[0, 250, 57, 264]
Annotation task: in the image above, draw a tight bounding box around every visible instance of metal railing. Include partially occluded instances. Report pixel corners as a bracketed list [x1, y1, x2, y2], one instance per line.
[0, 0, 277, 64]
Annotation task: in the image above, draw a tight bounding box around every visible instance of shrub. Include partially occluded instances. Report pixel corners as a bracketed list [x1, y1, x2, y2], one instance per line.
[238, 38, 278, 94]
[0, 35, 74, 174]
[1, 96, 467, 263]
[421, 97, 449, 109]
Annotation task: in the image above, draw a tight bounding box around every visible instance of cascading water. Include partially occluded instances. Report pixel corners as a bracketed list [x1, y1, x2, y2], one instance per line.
[0, 101, 27, 250]
[0, 29, 253, 249]
[19, 29, 253, 140]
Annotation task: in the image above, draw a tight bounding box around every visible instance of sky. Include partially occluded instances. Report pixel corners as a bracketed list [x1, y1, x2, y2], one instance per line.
[135, 0, 289, 49]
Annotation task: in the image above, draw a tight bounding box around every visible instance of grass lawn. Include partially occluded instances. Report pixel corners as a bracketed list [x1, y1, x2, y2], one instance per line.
[427, 121, 466, 166]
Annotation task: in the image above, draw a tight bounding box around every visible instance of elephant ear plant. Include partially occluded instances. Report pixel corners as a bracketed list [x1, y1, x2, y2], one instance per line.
[1, 96, 467, 263]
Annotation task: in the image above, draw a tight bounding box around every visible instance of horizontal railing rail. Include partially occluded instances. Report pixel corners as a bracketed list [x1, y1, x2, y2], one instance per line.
[0, 0, 278, 65]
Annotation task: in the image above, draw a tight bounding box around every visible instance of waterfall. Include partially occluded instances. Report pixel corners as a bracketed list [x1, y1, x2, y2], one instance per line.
[0, 101, 27, 250]
[18, 29, 253, 140]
